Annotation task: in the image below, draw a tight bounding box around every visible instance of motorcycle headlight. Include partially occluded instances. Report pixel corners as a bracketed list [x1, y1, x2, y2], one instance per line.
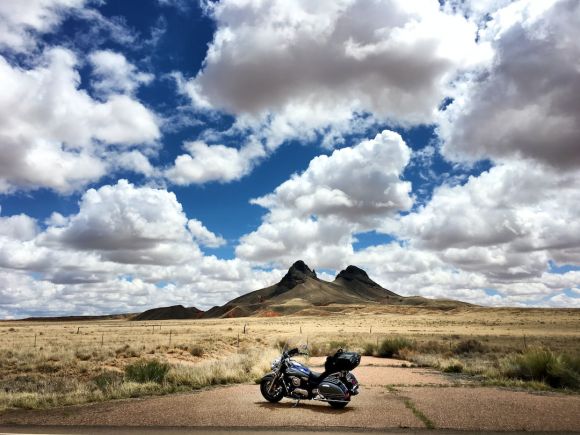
[271, 357, 281, 370]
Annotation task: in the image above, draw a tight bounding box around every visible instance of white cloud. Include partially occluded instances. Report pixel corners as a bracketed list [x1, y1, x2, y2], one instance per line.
[165, 140, 265, 185]
[41, 180, 199, 263]
[0, 212, 38, 241]
[187, 219, 226, 248]
[236, 130, 412, 266]
[178, 0, 490, 150]
[0, 181, 283, 316]
[89, 50, 154, 96]
[439, 0, 580, 169]
[252, 130, 412, 225]
[0, 48, 160, 193]
[0, 0, 88, 52]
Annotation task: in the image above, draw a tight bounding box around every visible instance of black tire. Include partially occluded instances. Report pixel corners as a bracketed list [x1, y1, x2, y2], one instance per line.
[328, 400, 348, 409]
[260, 375, 284, 403]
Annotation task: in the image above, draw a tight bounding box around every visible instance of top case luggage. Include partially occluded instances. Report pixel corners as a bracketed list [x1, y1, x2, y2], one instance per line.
[325, 350, 361, 372]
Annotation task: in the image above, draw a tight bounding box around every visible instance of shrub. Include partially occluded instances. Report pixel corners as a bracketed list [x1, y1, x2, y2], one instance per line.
[327, 340, 348, 353]
[190, 345, 204, 357]
[377, 337, 414, 358]
[502, 348, 579, 389]
[454, 339, 486, 355]
[308, 342, 324, 357]
[275, 339, 288, 351]
[362, 342, 377, 356]
[93, 371, 123, 391]
[443, 363, 463, 373]
[75, 350, 92, 361]
[124, 359, 169, 384]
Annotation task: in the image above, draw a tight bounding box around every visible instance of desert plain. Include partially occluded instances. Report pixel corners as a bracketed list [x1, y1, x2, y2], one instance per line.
[1, 305, 579, 431]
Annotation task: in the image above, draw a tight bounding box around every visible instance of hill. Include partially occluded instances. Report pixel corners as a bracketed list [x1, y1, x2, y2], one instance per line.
[132, 305, 203, 321]
[201, 260, 470, 318]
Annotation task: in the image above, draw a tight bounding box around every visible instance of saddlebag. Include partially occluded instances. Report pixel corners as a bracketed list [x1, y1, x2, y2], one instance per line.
[318, 377, 349, 401]
[324, 350, 361, 372]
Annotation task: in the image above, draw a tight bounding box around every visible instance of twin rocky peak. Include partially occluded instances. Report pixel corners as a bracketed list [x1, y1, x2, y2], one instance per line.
[278, 260, 383, 292]
[135, 260, 406, 320]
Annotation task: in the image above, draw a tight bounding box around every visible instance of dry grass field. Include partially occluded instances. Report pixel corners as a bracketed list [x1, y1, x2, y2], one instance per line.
[1, 305, 579, 412]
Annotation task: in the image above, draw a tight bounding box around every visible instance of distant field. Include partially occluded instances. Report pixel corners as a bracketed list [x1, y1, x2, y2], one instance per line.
[1, 305, 579, 411]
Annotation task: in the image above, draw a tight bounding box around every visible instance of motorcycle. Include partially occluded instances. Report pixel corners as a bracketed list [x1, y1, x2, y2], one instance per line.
[260, 346, 360, 408]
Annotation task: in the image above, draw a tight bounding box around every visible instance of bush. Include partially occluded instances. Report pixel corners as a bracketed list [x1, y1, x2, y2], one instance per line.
[454, 339, 486, 355]
[275, 339, 288, 351]
[190, 345, 204, 357]
[362, 342, 377, 356]
[327, 340, 348, 353]
[443, 363, 463, 373]
[377, 337, 414, 358]
[124, 359, 169, 384]
[93, 371, 123, 391]
[308, 342, 324, 357]
[502, 348, 580, 389]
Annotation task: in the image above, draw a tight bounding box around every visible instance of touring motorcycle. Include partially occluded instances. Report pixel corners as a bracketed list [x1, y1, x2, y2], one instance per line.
[260, 346, 360, 408]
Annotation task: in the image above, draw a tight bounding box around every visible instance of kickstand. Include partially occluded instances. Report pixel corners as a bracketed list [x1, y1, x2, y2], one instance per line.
[293, 399, 301, 408]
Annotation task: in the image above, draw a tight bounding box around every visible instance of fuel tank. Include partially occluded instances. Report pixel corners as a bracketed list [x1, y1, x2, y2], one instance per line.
[286, 360, 311, 379]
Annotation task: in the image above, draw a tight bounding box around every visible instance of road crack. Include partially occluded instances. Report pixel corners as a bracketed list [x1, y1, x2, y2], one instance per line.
[386, 385, 436, 429]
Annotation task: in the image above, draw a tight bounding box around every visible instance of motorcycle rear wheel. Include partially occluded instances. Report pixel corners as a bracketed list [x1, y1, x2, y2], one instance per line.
[260, 376, 284, 403]
[328, 400, 348, 409]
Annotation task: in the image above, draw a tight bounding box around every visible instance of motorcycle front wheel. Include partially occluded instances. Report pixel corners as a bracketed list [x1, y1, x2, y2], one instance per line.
[260, 375, 284, 403]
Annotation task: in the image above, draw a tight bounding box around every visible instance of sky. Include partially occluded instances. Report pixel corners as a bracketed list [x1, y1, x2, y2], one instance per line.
[0, 0, 579, 318]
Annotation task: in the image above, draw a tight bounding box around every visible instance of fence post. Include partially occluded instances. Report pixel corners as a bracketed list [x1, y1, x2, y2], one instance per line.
[237, 333, 240, 348]
[101, 333, 104, 347]
[243, 324, 246, 334]
[169, 330, 172, 346]
[34, 334, 37, 348]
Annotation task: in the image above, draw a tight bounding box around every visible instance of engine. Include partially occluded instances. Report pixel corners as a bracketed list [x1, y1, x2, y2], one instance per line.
[288, 376, 309, 398]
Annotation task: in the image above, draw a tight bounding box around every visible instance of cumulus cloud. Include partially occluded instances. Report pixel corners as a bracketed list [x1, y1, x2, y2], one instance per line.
[439, 0, 580, 169]
[0, 0, 88, 52]
[252, 130, 412, 224]
[187, 219, 226, 248]
[179, 0, 489, 149]
[89, 50, 154, 96]
[0, 212, 38, 241]
[237, 130, 413, 265]
[165, 140, 265, 185]
[399, 161, 580, 268]
[0, 181, 282, 316]
[0, 48, 160, 193]
[41, 180, 201, 264]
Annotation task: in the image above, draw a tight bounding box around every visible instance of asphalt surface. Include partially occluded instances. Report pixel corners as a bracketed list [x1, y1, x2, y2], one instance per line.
[1, 357, 579, 432]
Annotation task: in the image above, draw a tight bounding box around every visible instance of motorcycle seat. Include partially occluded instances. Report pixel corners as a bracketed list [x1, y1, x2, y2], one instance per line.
[308, 370, 325, 384]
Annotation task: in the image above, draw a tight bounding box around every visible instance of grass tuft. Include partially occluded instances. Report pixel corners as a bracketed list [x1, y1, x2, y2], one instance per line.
[502, 348, 579, 388]
[124, 359, 170, 384]
[377, 337, 414, 358]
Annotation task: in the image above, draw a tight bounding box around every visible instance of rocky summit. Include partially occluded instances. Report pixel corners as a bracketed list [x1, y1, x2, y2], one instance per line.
[276, 260, 318, 292]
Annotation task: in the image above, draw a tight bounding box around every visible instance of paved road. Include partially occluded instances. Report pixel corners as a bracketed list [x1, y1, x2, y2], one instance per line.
[1, 357, 579, 432]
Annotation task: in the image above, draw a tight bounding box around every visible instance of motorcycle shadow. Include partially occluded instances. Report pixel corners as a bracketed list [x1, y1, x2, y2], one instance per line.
[256, 401, 353, 414]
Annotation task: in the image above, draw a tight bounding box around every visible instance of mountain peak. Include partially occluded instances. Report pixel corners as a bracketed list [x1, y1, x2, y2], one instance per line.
[277, 260, 317, 291]
[335, 265, 379, 287]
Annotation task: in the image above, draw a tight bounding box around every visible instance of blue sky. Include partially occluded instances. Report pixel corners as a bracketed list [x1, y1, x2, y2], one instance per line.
[0, 0, 579, 317]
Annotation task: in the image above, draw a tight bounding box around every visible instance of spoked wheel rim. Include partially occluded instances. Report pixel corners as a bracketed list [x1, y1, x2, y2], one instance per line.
[261, 377, 284, 402]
